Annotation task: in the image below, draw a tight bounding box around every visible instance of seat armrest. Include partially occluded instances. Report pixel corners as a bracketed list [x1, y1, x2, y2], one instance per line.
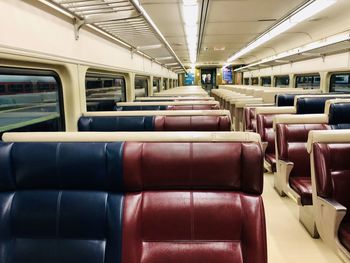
[315, 196, 346, 251]
[275, 159, 294, 197]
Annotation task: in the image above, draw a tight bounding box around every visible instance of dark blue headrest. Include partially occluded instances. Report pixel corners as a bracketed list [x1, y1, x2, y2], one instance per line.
[296, 96, 350, 114]
[329, 103, 350, 125]
[331, 124, 350, 129]
[276, 94, 298, 106]
[116, 105, 168, 111]
[78, 116, 154, 131]
[0, 142, 124, 191]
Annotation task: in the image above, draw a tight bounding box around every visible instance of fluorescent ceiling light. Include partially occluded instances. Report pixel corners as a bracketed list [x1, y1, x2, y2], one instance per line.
[227, 0, 337, 63]
[182, 0, 199, 64]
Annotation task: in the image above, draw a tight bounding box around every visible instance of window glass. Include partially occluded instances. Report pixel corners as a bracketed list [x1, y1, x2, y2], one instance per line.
[243, 78, 249, 85]
[261, 77, 271, 87]
[275, 76, 290, 88]
[251, 77, 259, 86]
[0, 68, 64, 135]
[330, 73, 350, 93]
[85, 72, 126, 111]
[296, 75, 320, 89]
[163, 79, 167, 90]
[153, 78, 160, 93]
[135, 77, 148, 98]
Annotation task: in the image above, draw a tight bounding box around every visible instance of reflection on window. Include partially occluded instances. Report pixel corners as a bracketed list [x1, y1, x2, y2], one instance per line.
[261, 77, 271, 87]
[244, 78, 249, 85]
[330, 73, 350, 93]
[275, 76, 290, 88]
[153, 78, 160, 93]
[85, 73, 126, 111]
[296, 75, 320, 89]
[0, 69, 64, 134]
[251, 78, 259, 86]
[135, 77, 148, 98]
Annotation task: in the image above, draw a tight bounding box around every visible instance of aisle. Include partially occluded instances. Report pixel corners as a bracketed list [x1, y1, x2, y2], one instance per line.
[263, 173, 343, 263]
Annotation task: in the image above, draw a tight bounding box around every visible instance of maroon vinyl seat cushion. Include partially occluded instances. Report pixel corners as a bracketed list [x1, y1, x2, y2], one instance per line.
[168, 104, 219, 110]
[313, 143, 350, 252]
[121, 142, 267, 263]
[244, 107, 257, 132]
[276, 124, 330, 205]
[154, 115, 231, 131]
[289, 177, 313, 206]
[257, 114, 276, 172]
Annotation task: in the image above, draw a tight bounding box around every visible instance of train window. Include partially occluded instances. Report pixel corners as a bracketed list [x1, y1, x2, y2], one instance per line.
[296, 74, 320, 89]
[135, 76, 148, 98]
[85, 72, 126, 111]
[0, 67, 64, 136]
[244, 78, 249, 85]
[275, 75, 290, 88]
[330, 73, 350, 93]
[251, 77, 259, 85]
[163, 79, 167, 90]
[153, 78, 160, 93]
[261, 77, 271, 87]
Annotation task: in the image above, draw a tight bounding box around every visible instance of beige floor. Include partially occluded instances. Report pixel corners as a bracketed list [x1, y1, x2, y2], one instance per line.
[263, 172, 343, 263]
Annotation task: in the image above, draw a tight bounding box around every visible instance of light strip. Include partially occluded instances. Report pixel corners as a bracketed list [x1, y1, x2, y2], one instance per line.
[227, 0, 337, 63]
[234, 31, 350, 71]
[182, 0, 199, 64]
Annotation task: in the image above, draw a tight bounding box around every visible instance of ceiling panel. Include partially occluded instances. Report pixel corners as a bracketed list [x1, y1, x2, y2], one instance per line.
[139, 0, 350, 67]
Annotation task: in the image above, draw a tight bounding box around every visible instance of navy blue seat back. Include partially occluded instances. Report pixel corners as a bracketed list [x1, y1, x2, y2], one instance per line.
[0, 142, 124, 263]
[276, 94, 299, 106]
[329, 102, 350, 129]
[296, 96, 349, 114]
[78, 116, 154, 131]
[116, 105, 167, 111]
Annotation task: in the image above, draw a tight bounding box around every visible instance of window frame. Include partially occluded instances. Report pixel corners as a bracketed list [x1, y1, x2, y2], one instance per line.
[295, 74, 321, 89]
[274, 75, 290, 88]
[0, 66, 65, 131]
[260, 76, 271, 87]
[329, 72, 350, 93]
[135, 75, 149, 97]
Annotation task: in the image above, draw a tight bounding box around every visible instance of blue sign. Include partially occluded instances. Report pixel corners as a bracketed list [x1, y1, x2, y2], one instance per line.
[184, 73, 194, 85]
[223, 67, 233, 84]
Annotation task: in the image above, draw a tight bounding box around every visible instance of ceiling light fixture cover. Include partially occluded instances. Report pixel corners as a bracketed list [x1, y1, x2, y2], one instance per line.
[182, 0, 199, 64]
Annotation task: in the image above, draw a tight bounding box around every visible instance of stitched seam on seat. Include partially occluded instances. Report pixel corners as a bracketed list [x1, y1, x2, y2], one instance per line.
[56, 143, 62, 189]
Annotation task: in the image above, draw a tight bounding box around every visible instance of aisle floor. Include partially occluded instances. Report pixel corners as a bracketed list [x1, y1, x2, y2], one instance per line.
[263, 173, 343, 263]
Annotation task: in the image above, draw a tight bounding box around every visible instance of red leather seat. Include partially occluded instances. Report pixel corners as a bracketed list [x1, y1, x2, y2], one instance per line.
[122, 141, 267, 263]
[244, 107, 257, 132]
[257, 114, 276, 172]
[313, 143, 350, 252]
[154, 115, 231, 131]
[276, 123, 330, 205]
[168, 104, 220, 110]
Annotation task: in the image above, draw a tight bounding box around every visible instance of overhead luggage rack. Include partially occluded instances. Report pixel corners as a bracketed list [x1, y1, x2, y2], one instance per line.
[45, 0, 186, 73]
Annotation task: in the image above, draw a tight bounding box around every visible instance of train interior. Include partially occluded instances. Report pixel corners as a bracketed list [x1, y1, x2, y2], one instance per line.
[1, 0, 350, 262]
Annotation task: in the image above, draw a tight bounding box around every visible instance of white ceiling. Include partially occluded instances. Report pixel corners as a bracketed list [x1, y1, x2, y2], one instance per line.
[140, 0, 350, 67]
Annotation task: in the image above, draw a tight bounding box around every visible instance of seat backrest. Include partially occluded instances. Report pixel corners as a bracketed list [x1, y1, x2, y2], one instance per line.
[313, 143, 350, 222]
[328, 102, 350, 129]
[154, 115, 231, 131]
[276, 94, 301, 106]
[0, 142, 124, 263]
[78, 116, 231, 132]
[0, 140, 266, 263]
[256, 114, 275, 154]
[276, 123, 330, 179]
[296, 95, 350, 114]
[122, 141, 265, 263]
[116, 105, 168, 111]
[168, 104, 220, 110]
[244, 107, 256, 131]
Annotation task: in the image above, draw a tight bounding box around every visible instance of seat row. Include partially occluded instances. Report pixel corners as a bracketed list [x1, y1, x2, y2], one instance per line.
[0, 132, 267, 263]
